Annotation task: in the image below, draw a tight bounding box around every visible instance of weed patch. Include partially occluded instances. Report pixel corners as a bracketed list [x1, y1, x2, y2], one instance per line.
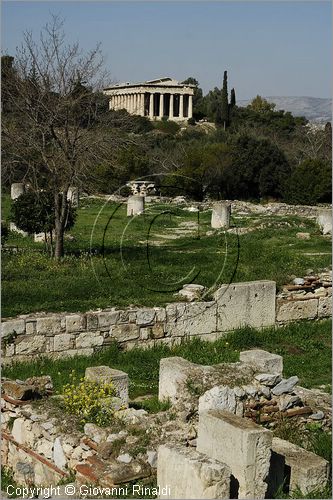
[2, 320, 331, 399]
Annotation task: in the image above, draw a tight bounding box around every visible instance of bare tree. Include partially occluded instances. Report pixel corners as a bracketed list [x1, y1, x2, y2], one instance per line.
[2, 15, 134, 258]
[291, 125, 332, 164]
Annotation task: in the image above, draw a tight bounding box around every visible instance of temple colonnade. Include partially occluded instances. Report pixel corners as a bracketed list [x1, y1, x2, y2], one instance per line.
[104, 78, 195, 121]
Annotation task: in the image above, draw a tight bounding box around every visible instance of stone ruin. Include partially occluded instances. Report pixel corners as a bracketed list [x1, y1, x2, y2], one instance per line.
[126, 181, 155, 197]
[158, 351, 331, 498]
[276, 269, 332, 322]
[126, 181, 156, 216]
[126, 195, 145, 217]
[211, 201, 231, 229]
[317, 208, 332, 235]
[1, 350, 331, 499]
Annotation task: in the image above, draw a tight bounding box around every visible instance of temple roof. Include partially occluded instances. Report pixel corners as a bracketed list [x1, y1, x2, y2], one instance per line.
[104, 77, 195, 91]
[145, 77, 181, 85]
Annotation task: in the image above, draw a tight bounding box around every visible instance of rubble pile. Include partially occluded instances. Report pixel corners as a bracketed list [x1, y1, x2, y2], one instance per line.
[2, 376, 53, 401]
[278, 269, 332, 301]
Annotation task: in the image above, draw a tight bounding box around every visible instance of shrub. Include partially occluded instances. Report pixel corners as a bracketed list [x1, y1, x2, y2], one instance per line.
[283, 159, 331, 205]
[63, 372, 117, 426]
[154, 120, 180, 135]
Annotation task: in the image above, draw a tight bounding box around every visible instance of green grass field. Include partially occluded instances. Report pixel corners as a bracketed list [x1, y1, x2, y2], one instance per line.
[2, 195, 331, 317]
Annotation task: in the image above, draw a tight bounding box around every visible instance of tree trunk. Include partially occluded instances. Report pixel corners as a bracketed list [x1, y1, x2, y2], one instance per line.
[54, 222, 64, 260]
[44, 231, 48, 253]
[54, 190, 68, 260]
[49, 231, 54, 257]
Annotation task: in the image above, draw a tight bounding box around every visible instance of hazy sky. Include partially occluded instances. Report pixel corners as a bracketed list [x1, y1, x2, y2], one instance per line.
[2, 1, 331, 99]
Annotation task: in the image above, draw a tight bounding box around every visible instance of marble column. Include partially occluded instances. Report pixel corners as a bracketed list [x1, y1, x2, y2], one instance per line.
[149, 93, 154, 118]
[179, 94, 184, 119]
[188, 95, 193, 118]
[137, 94, 141, 115]
[140, 94, 145, 115]
[128, 94, 132, 113]
[169, 94, 174, 119]
[159, 93, 164, 118]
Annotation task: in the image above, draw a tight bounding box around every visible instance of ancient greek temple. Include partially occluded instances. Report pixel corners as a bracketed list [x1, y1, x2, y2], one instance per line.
[103, 77, 195, 121]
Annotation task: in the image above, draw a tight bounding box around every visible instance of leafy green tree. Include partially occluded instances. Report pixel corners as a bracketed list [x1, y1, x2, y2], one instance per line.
[159, 141, 232, 200]
[228, 105, 307, 149]
[204, 87, 221, 122]
[248, 95, 276, 113]
[222, 135, 290, 200]
[11, 191, 76, 254]
[283, 159, 331, 205]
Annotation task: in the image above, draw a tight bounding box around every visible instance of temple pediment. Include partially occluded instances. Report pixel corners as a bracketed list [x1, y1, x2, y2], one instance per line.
[145, 77, 181, 85]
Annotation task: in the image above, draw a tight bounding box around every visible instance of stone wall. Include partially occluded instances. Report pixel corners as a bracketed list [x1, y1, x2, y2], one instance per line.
[1, 279, 331, 363]
[276, 271, 332, 323]
[1, 394, 153, 491]
[1, 396, 81, 487]
[276, 295, 332, 323]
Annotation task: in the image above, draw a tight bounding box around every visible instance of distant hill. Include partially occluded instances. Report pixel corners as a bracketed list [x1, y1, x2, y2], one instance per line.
[238, 96, 332, 123]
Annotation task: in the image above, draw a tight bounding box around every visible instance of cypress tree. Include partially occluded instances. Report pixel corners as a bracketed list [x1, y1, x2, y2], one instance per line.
[215, 89, 223, 125]
[220, 70, 229, 130]
[230, 88, 236, 107]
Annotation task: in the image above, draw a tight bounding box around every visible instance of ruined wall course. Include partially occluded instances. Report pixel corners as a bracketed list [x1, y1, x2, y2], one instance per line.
[276, 298, 318, 322]
[1, 280, 331, 362]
